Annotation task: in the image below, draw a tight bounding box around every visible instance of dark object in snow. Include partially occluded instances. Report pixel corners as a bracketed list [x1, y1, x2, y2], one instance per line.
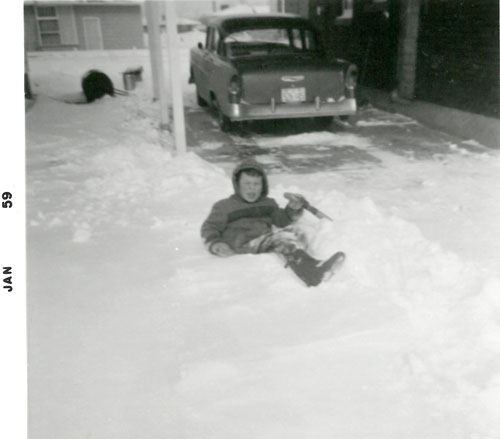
[285, 250, 346, 287]
[284, 192, 334, 222]
[81, 70, 115, 103]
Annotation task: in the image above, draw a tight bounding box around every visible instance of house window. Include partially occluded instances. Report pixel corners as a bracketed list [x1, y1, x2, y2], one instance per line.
[35, 6, 61, 46]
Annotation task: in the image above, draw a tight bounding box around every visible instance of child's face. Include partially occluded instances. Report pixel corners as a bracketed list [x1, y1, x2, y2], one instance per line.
[238, 172, 263, 203]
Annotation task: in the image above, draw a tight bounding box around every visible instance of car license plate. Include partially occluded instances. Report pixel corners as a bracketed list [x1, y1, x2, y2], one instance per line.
[281, 87, 305, 103]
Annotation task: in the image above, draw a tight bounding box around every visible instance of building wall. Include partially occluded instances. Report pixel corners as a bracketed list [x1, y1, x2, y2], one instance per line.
[416, 0, 499, 117]
[24, 6, 39, 51]
[58, 5, 79, 46]
[24, 4, 144, 51]
[287, 0, 497, 117]
[74, 5, 144, 50]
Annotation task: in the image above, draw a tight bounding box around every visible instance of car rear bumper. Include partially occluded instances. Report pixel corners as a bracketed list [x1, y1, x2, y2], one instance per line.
[226, 98, 357, 121]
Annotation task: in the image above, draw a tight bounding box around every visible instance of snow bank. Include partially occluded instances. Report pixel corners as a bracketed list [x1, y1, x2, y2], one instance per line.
[159, 162, 500, 437]
[28, 106, 500, 435]
[26, 45, 500, 439]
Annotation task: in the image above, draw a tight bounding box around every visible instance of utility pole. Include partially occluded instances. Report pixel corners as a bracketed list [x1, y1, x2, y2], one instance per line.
[165, 0, 187, 154]
[144, 0, 169, 129]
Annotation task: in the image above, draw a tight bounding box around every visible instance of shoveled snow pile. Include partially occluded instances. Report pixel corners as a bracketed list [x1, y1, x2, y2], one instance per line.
[26, 49, 500, 439]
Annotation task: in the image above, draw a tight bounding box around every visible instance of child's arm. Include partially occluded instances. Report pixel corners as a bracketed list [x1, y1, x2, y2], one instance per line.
[270, 198, 304, 227]
[210, 242, 235, 257]
[201, 201, 233, 256]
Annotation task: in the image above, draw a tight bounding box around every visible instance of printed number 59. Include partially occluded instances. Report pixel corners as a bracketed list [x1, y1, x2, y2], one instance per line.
[2, 192, 12, 208]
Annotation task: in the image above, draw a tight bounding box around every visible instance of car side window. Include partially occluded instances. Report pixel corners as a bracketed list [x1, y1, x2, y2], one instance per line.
[303, 30, 317, 50]
[205, 27, 220, 53]
[290, 29, 303, 49]
[289, 28, 317, 51]
[211, 29, 220, 54]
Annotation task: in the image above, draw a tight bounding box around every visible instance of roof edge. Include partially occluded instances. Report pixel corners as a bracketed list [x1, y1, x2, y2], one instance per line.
[24, 1, 142, 6]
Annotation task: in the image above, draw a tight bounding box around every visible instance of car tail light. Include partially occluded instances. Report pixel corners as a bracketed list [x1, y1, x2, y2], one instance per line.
[344, 65, 358, 98]
[228, 75, 242, 103]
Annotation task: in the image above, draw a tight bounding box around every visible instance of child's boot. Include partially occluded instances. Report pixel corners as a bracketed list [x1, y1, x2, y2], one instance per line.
[285, 249, 345, 287]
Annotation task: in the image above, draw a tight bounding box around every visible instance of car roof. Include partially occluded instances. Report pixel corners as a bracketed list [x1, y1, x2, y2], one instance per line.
[206, 13, 315, 34]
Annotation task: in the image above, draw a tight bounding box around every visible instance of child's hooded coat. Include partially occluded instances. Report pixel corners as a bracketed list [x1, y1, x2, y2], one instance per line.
[201, 159, 300, 254]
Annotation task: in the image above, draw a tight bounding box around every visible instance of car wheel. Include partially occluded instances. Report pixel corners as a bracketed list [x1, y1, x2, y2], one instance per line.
[212, 97, 232, 132]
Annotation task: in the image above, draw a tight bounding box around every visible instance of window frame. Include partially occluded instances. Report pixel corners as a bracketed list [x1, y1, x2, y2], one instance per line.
[222, 26, 321, 56]
[35, 5, 61, 47]
[206, 27, 222, 54]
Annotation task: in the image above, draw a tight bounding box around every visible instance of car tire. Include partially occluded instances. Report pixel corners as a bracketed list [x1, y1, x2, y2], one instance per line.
[212, 96, 232, 132]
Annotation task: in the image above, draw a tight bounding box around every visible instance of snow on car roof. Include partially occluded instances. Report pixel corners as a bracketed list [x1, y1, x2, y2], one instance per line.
[206, 13, 312, 34]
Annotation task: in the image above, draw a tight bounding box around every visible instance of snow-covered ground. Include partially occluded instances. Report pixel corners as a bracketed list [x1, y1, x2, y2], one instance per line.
[26, 40, 500, 439]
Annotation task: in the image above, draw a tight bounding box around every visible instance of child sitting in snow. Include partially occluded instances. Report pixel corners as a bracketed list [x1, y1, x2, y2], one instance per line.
[201, 158, 344, 287]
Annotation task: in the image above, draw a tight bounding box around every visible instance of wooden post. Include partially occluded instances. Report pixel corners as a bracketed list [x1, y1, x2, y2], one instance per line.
[24, 50, 32, 100]
[144, 0, 169, 128]
[396, 0, 421, 99]
[165, 0, 187, 154]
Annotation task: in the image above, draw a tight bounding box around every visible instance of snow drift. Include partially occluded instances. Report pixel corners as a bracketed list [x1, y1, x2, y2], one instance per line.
[26, 48, 500, 439]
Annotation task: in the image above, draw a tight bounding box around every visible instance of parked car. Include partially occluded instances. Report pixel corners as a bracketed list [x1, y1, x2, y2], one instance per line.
[188, 13, 358, 131]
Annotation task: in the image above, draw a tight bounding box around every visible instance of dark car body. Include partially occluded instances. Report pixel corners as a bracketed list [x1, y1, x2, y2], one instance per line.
[189, 14, 358, 130]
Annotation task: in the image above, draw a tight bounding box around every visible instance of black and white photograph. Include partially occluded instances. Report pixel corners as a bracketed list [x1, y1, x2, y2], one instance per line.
[2, 0, 500, 438]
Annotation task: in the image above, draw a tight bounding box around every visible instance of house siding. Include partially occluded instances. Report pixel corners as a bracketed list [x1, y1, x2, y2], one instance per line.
[74, 5, 144, 50]
[416, 0, 499, 117]
[24, 3, 144, 51]
[24, 6, 39, 51]
[58, 5, 79, 46]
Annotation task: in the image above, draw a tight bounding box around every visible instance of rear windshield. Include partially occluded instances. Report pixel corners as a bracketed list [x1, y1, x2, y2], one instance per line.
[223, 27, 320, 57]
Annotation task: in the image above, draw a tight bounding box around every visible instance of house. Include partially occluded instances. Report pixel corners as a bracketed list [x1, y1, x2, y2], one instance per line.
[284, 0, 499, 118]
[24, 0, 145, 51]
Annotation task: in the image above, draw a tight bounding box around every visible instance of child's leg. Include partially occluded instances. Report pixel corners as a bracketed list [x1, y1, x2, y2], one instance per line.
[263, 227, 345, 287]
[235, 232, 273, 254]
[258, 226, 308, 255]
[238, 227, 345, 286]
[236, 227, 307, 255]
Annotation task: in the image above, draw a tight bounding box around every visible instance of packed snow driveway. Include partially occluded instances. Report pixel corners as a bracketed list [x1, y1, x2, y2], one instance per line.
[26, 50, 500, 439]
